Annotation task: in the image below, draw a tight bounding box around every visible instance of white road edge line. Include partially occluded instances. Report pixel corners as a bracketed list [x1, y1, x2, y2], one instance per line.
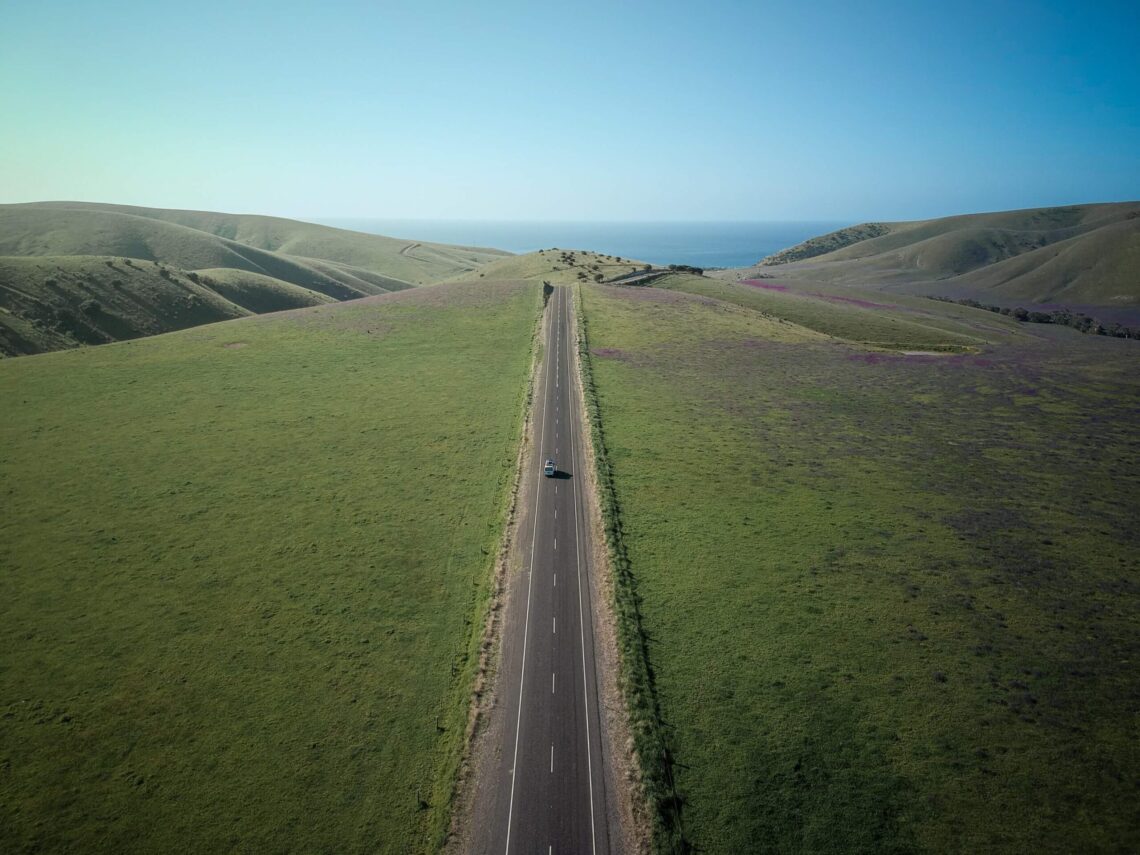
[569, 285, 599, 855]
[503, 282, 556, 855]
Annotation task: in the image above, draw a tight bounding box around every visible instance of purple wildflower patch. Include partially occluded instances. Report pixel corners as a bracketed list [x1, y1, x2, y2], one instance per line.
[814, 293, 894, 310]
[741, 279, 790, 292]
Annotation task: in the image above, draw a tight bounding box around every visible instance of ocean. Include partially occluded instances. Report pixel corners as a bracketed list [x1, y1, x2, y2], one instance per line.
[310, 219, 849, 270]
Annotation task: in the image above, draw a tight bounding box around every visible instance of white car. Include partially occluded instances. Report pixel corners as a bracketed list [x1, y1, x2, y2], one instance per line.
[544, 459, 556, 477]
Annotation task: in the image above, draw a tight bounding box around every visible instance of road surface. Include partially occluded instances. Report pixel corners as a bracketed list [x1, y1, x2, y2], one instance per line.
[471, 284, 611, 854]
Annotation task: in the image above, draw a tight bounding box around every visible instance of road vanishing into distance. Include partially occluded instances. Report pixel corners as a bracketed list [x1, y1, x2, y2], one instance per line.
[472, 285, 611, 854]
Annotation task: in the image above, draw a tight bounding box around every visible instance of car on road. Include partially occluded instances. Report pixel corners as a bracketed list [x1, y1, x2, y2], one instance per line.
[544, 459, 556, 477]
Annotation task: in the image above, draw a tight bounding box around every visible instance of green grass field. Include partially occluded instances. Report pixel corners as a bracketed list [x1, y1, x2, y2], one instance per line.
[579, 282, 1140, 853]
[0, 280, 540, 853]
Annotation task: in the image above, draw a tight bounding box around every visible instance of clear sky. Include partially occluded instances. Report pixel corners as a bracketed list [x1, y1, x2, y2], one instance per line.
[2, 0, 1137, 222]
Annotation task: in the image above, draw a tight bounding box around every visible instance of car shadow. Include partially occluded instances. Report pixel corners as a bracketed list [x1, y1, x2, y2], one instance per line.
[550, 470, 573, 480]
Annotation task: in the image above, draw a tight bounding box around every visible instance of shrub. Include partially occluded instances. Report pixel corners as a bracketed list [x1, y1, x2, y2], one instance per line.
[935, 296, 1140, 338]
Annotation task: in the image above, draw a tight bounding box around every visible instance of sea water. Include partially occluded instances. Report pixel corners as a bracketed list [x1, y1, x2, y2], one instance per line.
[310, 219, 849, 269]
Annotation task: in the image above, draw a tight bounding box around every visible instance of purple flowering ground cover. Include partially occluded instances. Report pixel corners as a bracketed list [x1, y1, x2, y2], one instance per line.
[581, 281, 1139, 854]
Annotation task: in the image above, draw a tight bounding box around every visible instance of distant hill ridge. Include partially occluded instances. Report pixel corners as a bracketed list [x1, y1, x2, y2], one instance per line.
[761, 222, 891, 265]
[746, 202, 1140, 318]
[0, 202, 510, 355]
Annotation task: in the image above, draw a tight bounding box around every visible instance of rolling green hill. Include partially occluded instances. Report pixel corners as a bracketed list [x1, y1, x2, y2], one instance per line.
[0, 202, 510, 355]
[0, 256, 252, 355]
[192, 268, 335, 314]
[11, 201, 509, 284]
[738, 203, 1140, 316]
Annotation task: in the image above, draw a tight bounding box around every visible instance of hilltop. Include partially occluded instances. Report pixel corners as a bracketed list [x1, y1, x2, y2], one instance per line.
[730, 202, 1140, 321]
[0, 202, 509, 355]
[448, 246, 650, 285]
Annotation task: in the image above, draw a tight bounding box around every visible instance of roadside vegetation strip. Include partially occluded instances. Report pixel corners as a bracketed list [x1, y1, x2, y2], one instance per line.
[576, 282, 1140, 853]
[575, 285, 686, 853]
[0, 280, 540, 854]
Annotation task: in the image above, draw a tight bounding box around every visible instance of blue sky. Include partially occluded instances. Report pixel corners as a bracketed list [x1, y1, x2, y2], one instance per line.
[1, 0, 1137, 221]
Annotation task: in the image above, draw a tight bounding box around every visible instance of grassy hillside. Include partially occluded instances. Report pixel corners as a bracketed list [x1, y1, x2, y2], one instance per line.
[579, 281, 1140, 853]
[741, 203, 1140, 314]
[195, 268, 335, 314]
[0, 279, 541, 853]
[760, 222, 891, 265]
[649, 272, 997, 351]
[15, 202, 509, 285]
[0, 206, 392, 298]
[0, 202, 511, 355]
[892, 217, 1140, 309]
[0, 256, 252, 356]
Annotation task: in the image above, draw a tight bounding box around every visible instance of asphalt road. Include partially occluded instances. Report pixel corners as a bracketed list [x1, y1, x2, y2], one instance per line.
[472, 284, 610, 854]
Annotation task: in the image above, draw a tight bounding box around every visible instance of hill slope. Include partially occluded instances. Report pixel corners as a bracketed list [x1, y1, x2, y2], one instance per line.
[740, 203, 1140, 315]
[0, 256, 254, 355]
[12, 201, 509, 284]
[0, 202, 511, 355]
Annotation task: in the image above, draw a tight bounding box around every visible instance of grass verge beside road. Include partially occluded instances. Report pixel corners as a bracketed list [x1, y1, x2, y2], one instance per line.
[579, 282, 1139, 853]
[0, 280, 540, 853]
[577, 288, 682, 852]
